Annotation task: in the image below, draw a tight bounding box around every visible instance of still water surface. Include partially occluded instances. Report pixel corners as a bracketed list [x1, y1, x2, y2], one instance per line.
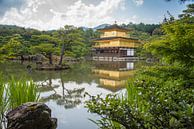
[0, 61, 144, 129]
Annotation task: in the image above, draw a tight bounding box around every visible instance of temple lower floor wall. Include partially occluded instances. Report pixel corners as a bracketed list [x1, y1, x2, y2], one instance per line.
[92, 56, 142, 61]
[92, 48, 137, 57]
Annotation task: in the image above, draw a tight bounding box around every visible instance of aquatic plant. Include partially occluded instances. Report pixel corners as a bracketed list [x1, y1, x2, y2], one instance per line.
[7, 78, 39, 109]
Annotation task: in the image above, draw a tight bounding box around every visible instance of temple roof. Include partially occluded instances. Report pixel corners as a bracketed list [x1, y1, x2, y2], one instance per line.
[98, 24, 130, 32]
[93, 36, 139, 41]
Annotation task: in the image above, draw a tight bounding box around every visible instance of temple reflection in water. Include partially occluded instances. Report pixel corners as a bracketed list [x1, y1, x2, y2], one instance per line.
[92, 61, 135, 92]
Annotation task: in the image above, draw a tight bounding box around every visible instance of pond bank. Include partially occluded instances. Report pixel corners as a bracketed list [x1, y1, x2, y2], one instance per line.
[36, 63, 70, 71]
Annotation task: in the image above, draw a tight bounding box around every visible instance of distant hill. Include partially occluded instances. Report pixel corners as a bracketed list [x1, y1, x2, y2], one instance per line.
[0, 24, 41, 37]
[93, 24, 110, 31]
[0, 23, 161, 37]
[0, 25, 24, 29]
[80, 24, 110, 31]
[0, 24, 39, 31]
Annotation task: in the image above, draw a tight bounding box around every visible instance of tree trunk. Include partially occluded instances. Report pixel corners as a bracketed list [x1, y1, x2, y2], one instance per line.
[60, 73, 65, 97]
[49, 78, 52, 87]
[21, 55, 24, 61]
[59, 43, 65, 65]
[49, 53, 53, 65]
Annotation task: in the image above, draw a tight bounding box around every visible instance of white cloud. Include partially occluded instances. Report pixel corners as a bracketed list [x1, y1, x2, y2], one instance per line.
[0, 0, 125, 30]
[132, 0, 144, 6]
[117, 15, 140, 25]
[63, 0, 125, 27]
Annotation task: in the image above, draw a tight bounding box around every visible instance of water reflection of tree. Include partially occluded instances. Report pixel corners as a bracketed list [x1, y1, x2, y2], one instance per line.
[0, 61, 97, 84]
[39, 72, 85, 109]
[0, 61, 97, 109]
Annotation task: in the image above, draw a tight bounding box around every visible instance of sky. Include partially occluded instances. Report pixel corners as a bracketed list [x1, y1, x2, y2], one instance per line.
[0, 0, 193, 30]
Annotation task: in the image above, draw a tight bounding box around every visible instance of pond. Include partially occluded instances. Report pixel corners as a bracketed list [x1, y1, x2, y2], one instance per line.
[0, 61, 145, 129]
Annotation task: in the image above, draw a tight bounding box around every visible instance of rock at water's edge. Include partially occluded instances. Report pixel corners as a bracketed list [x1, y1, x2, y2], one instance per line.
[6, 102, 57, 129]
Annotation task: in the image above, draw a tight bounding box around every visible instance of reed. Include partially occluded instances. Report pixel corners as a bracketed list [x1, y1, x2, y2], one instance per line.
[7, 78, 39, 109]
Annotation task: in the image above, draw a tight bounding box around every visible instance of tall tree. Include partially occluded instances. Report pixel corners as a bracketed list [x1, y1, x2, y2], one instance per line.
[31, 43, 57, 64]
[179, 3, 194, 18]
[30, 34, 59, 64]
[56, 25, 85, 65]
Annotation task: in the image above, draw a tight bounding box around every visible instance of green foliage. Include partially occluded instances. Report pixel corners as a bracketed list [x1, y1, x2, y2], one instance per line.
[179, 4, 194, 18]
[30, 34, 60, 46]
[86, 84, 150, 129]
[84, 28, 100, 47]
[7, 78, 39, 109]
[31, 39, 59, 64]
[31, 43, 57, 55]
[0, 25, 99, 60]
[144, 17, 194, 66]
[0, 25, 40, 37]
[134, 65, 194, 128]
[57, 26, 88, 58]
[129, 30, 152, 41]
[124, 22, 161, 35]
[0, 35, 30, 59]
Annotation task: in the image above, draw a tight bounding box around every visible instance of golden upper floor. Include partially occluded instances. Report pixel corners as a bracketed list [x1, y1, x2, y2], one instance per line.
[93, 37, 140, 48]
[98, 24, 130, 38]
[100, 30, 128, 38]
[93, 24, 140, 48]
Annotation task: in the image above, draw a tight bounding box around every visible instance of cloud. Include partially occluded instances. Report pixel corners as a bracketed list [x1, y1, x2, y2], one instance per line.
[63, 0, 125, 27]
[132, 0, 144, 6]
[0, 0, 25, 16]
[0, 0, 125, 30]
[118, 15, 140, 24]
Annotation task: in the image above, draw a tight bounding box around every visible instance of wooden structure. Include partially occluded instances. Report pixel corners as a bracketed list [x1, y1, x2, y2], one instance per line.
[92, 24, 140, 61]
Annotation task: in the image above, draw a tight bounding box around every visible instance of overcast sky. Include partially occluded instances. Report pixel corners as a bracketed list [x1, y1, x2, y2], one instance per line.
[0, 0, 192, 30]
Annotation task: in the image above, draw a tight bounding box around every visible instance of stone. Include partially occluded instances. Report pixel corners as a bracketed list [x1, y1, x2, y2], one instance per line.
[34, 54, 47, 62]
[6, 102, 57, 129]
